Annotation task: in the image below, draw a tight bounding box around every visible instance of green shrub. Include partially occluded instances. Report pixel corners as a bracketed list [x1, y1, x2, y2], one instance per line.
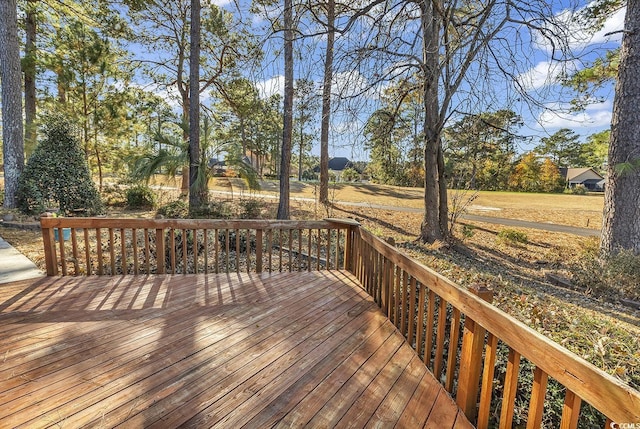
[101, 184, 127, 207]
[0, 189, 4, 206]
[237, 198, 265, 219]
[157, 200, 189, 218]
[497, 228, 528, 246]
[190, 200, 231, 219]
[341, 167, 360, 182]
[125, 185, 156, 209]
[17, 114, 104, 215]
[564, 185, 587, 195]
[462, 224, 476, 239]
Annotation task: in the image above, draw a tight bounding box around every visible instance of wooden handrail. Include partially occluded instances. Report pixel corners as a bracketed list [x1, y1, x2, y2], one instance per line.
[349, 226, 640, 427]
[41, 216, 354, 276]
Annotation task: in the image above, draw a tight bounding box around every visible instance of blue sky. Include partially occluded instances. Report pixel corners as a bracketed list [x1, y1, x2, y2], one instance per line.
[154, 0, 625, 162]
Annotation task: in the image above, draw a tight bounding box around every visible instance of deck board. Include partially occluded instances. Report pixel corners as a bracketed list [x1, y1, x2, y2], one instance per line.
[0, 271, 473, 428]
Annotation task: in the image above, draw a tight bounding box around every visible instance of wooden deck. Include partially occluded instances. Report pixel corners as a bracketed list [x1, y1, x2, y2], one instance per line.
[0, 271, 472, 428]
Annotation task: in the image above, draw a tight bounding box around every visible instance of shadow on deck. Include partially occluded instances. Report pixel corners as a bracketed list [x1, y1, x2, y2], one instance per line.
[0, 271, 471, 428]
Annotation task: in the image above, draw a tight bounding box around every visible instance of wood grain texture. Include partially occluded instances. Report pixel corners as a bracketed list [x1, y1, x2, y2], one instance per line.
[0, 271, 471, 429]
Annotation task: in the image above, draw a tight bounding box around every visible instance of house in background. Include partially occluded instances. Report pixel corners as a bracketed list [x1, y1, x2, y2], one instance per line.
[312, 157, 354, 181]
[328, 157, 354, 180]
[559, 167, 605, 191]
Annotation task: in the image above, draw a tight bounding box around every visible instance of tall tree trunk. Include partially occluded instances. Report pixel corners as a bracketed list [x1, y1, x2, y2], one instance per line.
[319, 0, 335, 204]
[24, 0, 37, 157]
[601, 2, 640, 255]
[438, 143, 448, 236]
[419, 0, 443, 243]
[298, 105, 304, 181]
[0, 0, 25, 209]
[189, 0, 203, 211]
[277, 0, 294, 220]
[181, 102, 190, 194]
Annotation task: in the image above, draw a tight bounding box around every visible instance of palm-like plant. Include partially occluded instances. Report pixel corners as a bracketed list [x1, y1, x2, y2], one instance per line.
[130, 115, 259, 199]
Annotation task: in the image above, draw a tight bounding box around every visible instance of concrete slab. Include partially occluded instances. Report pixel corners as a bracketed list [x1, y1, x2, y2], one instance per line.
[0, 235, 44, 284]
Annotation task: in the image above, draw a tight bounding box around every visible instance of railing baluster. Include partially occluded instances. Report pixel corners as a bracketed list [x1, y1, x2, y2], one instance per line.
[477, 333, 498, 429]
[408, 277, 417, 346]
[235, 228, 240, 273]
[560, 389, 581, 429]
[424, 290, 435, 367]
[401, 270, 408, 337]
[434, 297, 447, 381]
[132, 228, 139, 275]
[120, 228, 126, 274]
[326, 229, 332, 270]
[416, 285, 426, 360]
[155, 227, 164, 274]
[170, 228, 176, 274]
[316, 229, 322, 271]
[225, 229, 230, 272]
[247, 228, 251, 274]
[306, 228, 311, 272]
[526, 367, 549, 429]
[297, 228, 302, 272]
[445, 308, 461, 393]
[278, 229, 283, 272]
[181, 229, 187, 274]
[500, 348, 522, 428]
[143, 228, 150, 274]
[203, 229, 209, 274]
[96, 228, 103, 275]
[214, 228, 219, 274]
[58, 228, 67, 275]
[393, 266, 401, 325]
[83, 228, 90, 275]
[109, 228, 116, 275]
[335, 229, 340, 269]
[269, 229, 274, 273]
[288, 229, 293, 272]
[192, 229, 198, 274]
[256, 229, 263, 273]
[70, 228, 79, 275]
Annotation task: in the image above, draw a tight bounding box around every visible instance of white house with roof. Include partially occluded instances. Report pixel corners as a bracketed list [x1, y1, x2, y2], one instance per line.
[559, 167, 605, 191]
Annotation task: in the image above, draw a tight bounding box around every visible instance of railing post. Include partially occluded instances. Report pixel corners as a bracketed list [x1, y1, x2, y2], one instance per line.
[456, 283, 494, 423]
[344, 225, 354, 271]
[40, 213, 59, 276]
[156, 227, 165, 274]
[256, 229, 263, 273]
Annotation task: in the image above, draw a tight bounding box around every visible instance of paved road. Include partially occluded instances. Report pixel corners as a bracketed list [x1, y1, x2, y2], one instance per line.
[330, 201, 600, 237]
[203, 188, 601, 237]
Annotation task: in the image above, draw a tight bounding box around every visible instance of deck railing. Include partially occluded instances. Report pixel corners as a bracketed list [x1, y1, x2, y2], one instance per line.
[347, 223, 640, 428]
[40, 215, 352, 276]
[40, 216, 640, 427]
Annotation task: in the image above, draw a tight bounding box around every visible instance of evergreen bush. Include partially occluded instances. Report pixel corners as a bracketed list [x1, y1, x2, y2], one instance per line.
[17, 114, 104, 215]
[157, 200, 189, 218]
[125, 184, 156, 209]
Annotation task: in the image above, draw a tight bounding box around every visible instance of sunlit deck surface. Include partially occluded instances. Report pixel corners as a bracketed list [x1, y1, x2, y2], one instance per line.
[0, 271, 472, 428]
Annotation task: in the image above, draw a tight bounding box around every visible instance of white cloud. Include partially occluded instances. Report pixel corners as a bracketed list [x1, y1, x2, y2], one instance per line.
[256, 75, 285, 99]
[537, 100, 612, 130]
[517, 60, 574, 91]
[332, 70, 380, 99]
[205, 0, 233, 7]
[535, 6, 625, 53]
[586, 7, 626, 45]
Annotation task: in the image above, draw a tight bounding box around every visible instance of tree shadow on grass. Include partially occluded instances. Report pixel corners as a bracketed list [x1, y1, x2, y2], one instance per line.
[330, 204, 415, 238]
